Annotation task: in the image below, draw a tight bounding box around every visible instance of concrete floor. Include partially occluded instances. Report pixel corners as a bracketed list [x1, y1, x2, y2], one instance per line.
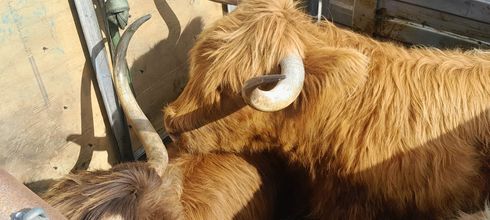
[0, 0, 223, 193]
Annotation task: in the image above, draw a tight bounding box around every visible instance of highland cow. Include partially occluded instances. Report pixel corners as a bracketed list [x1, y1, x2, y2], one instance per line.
[163, 0, 490, 219]
[43, 15, 309, 220]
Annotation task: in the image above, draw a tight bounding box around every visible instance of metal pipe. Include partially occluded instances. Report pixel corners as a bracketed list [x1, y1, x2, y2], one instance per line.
[98, 0, 136, 96]
[74, 0, 134, 161]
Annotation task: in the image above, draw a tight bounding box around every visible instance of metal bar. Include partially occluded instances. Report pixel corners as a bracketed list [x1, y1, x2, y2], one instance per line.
[226, 4, 237, 13]
[97, 0, 117, 60]
[97, 0, 136, 96]
[74, 0, 134, 161]
[307, 0, 320, 17]
[317, 0, 323, 21]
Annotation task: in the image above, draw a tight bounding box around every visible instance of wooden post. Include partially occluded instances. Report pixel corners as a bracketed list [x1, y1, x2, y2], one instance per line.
[352, 0, 377, 35]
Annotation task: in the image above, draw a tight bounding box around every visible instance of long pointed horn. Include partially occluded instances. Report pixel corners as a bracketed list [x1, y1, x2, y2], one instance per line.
[114, 14, 168, 176]
[241, 51, 305, 112]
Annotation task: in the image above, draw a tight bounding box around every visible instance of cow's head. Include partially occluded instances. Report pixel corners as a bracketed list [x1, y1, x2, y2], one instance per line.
[164, 0, 325, 153]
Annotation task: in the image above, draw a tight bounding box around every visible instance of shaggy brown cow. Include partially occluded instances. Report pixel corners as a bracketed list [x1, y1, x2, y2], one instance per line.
[44, 151, 309, 220]
[43, 15, 310, 220]
[164, 0, 490, 218]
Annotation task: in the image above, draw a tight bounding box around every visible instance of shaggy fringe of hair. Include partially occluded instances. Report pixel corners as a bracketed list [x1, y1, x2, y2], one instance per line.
[42, 152, 301, 220]
[180, 0, 313, 107]
[42, 162, 183, 220]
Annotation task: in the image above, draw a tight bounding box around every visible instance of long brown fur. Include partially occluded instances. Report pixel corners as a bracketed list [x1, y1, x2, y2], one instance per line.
[43, 162, 174, 220]
[43, 152, 309, 219]
[164, 0, 490, 219]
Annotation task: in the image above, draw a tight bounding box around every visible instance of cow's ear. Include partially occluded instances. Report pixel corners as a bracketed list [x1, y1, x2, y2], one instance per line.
[303, 47, 369, 97]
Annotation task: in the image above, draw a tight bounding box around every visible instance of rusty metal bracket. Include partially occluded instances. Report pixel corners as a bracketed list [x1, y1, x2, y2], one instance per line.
[0, 169, 65, 219]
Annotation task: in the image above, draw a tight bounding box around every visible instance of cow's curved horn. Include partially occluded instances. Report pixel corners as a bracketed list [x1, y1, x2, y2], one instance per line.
[241, 51, 305, 112]
[114, 14, 168, 176]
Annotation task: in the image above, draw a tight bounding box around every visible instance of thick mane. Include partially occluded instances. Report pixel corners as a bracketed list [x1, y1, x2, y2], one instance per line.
[305, 47, 490, 172]
[42, 162, 181, 220]
[186, 0, 313, 101]
[290, 16, 490, 217]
